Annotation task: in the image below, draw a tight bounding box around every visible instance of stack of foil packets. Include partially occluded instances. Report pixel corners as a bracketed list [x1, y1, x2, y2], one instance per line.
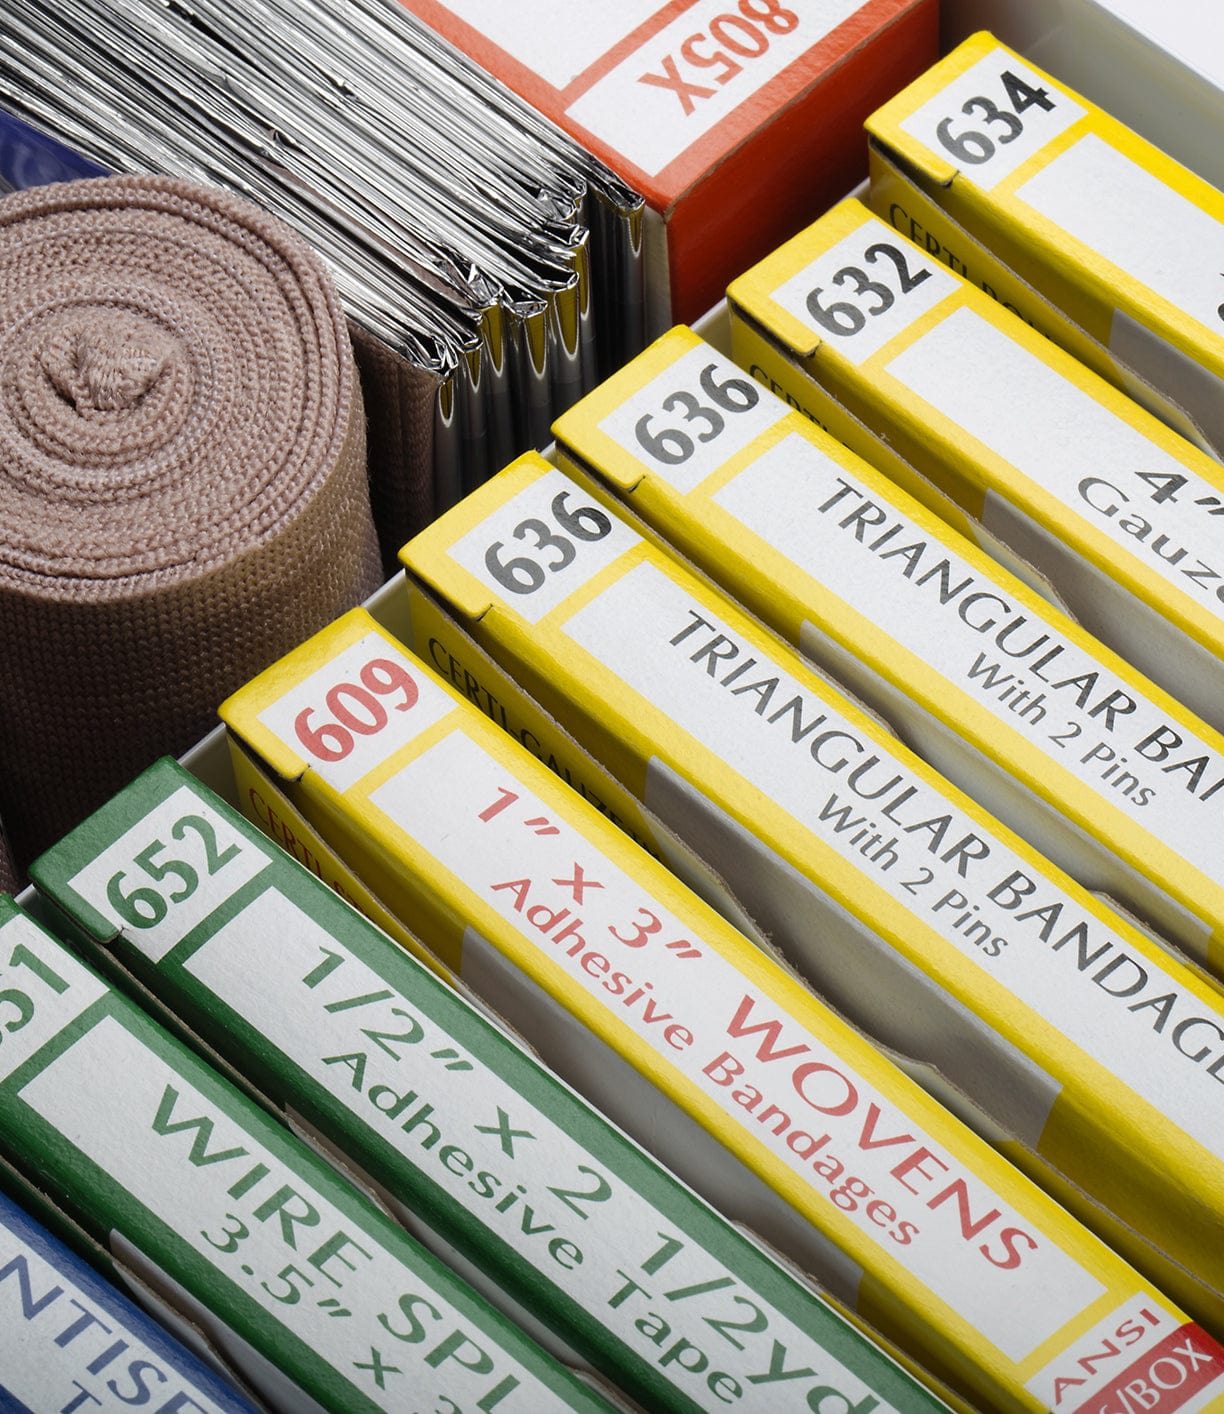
[0, 0, 644, 557]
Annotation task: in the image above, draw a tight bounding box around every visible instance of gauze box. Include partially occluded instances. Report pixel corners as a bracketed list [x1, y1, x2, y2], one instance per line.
[0, 893, 617, 1414]
[218, 603, 1224, 1413]
[726, 199, 1224, 945]
[26, 754, 954, 1414]
[395, 450, 1224, 1335]
[551, 324, 1224, 986]
[864, 31, 1224, 462]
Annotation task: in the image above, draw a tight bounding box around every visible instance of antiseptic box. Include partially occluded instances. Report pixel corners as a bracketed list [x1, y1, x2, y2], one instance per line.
[395, 450, 1224, 1331]
[0, 894, 615, 1414]
[0, 1184, 258, 1413]
[726, 198, 1224, 762]
[221, 604, 1224, 1414]
[864, 32, 1224, 460]
[394, 0, 937, 331]
[551, 325, 1224, 988]
[28, 755, 954, 1414]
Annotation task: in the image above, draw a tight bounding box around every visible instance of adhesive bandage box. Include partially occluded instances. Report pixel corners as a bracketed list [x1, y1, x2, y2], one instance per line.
[396, 450, 1224, 1334]
[0, 1183, 258, 1413]
[864, 32, 1224, 460]
[726, 197, 1224, 775]
[219, 605, 1224, 1413]
[0, 893, 617, 1414]
[393, 0, 936, 331]
[28, 755, 956, 1414]
[551, 324, 1224, 985]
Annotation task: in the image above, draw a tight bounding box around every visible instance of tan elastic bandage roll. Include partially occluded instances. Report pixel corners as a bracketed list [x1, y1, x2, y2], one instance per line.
[0, 174, 383, 867]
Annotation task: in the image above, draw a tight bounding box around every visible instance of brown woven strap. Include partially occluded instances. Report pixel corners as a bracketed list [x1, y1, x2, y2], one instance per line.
[0, 828, 18, 897]
[0, 174, 383, 868]
[348, 318, 442, 569]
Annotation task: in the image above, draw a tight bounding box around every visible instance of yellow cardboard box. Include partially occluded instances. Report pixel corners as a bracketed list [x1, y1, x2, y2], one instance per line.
[396, 451, 1224, 1334]
[726, 198, 1224, 805]
[864, 31, 1224, 460]
[221, 605, 1224, 1413]
[551, 324, 1224, 985]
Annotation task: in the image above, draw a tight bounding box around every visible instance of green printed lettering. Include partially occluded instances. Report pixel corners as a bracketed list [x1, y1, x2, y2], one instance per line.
[150, 1087, 249, 1168]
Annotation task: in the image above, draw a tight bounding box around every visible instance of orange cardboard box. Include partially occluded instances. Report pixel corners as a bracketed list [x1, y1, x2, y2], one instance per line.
[396, 0, 937, 329]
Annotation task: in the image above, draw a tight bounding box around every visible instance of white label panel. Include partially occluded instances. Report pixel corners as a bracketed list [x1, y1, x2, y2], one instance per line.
[1017, 133, 1224, 341]
[567, 0, 862, 177]
[446, 468, 640, 625]
[769, 218, 959, 364]
[561, 559, 1224, 1161]
[370, 728, 1105, 1361]
[885, 305, 1224, 628]
[258, 632, 453, 793]
[899, 48, 1085, 189]
[715, 432, 1224, 890]
[598, 342, 787, 492]
[427, 0, 660, 88]
[67, 786, 269, 962]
